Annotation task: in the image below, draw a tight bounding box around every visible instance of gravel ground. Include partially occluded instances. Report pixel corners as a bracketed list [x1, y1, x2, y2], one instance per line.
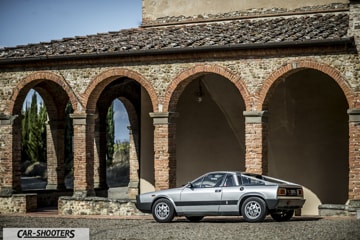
[1, 215, 359, 240]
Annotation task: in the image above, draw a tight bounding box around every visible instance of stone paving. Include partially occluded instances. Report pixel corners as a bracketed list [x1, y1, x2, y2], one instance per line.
[1, 210, 359, 240]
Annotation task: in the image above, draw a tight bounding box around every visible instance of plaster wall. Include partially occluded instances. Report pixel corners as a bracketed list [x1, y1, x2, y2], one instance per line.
[142, 0, 349, 20]
[140, 87, 155, 193]
[268, 69, 349, 208]
[176, 74, 246, 185]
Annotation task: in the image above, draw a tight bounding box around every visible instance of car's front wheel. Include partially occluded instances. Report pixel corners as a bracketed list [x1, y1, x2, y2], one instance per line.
[270, 210, 294, 222]
[241, 197, 267, 222]
[152, 198, 175, 223]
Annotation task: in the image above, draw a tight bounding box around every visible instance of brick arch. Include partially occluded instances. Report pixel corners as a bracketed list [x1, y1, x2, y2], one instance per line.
[164, 64, 250, 112]
[84, 68, 158, 113]
[9, 71, 79, 114]
[256, 60, 355, 110]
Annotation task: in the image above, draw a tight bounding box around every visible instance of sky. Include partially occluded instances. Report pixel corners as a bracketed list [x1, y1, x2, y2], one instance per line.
[3, 0, 143, 141]
[0, 0, 142, 48]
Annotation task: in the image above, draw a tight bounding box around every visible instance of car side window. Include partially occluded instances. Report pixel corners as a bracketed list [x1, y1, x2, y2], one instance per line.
[237, 175, 242, 185]
[193, 173, 225, 188]
[241, 175, 265, 186]
[224, 175, 236, 187]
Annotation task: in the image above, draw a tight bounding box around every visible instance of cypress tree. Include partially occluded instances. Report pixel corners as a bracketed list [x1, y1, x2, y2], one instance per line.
[27, 93, 39, 163]
[38, 102, 47, 163]
[21, 91, 47, 164]
[21, 102, 30, 162]
[106, 102, 115, 166]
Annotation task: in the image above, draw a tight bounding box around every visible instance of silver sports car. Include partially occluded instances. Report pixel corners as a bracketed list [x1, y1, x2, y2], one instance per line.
[136, 171, 305, 223]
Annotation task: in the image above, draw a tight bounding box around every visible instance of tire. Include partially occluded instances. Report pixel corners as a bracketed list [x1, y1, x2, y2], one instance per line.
[241, 197, 267, 222]
[186, 216, 204, 222]
[152, 198, 175, 223]
[270, 210, 294, 222]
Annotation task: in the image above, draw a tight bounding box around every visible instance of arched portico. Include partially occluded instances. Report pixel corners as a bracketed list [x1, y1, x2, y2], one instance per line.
[253, 61, 359, 215]
[0, 71, 77, 196]
[71, 68, 155, 198]
[150, 64, 249, 190]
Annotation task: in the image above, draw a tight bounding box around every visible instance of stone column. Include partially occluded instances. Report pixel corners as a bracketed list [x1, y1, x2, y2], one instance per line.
[93, 117, 107, 191]
[46, 120, 65, 190]
[0, 114, 20, 196]
[243, 111, 268, 175]
[347, 108, 360, 210]
[70, 113, 97, 197]
[128, 126, 139, 199]
[149, 112, 178, 190]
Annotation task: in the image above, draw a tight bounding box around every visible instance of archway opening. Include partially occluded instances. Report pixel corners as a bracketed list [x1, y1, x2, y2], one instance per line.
[21, 89, 47, 190]
[10, 77, 72, 210]
[267, 69, 349, 214]
[94, 77, 154, 198]
[176, 73, 246, 184]
[106, 99, 130, 199]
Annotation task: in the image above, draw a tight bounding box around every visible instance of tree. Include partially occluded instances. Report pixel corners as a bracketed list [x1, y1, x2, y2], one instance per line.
[106, 102, 115, 166]
[114, 140, 130, 162]
[21, 91, 47, 164]
[38, 101, 47, 162]
[21, 102, 30, 162]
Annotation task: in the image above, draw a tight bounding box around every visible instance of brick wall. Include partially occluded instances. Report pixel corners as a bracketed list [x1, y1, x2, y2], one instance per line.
[1, 55, 359, 201]
[151, 112, 178, 190]
[349, 110, 360, 200]
[243, 111, 268, 175]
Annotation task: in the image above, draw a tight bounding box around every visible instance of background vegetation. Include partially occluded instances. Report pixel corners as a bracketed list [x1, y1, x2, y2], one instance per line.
[21, 91, 129, 188]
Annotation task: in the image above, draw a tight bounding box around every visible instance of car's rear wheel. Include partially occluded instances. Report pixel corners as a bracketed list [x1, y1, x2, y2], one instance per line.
[241, 197, 267, 222]
[270, 210, 294, 222]
[152, 198, 175, 223]
[185, 216, 204, 222]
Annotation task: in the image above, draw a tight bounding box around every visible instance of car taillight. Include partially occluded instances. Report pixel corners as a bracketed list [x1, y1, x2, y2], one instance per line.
[277, 187, 287, 196]
[297, 188, 303, 196]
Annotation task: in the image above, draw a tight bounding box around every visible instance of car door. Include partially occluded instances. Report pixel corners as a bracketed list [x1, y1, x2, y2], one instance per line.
[179, 173, 225, 215]
[218, 174, 245, 214]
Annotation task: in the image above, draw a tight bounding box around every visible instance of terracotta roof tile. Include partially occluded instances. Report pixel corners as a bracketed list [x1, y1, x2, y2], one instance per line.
[0, 13, 349, 59]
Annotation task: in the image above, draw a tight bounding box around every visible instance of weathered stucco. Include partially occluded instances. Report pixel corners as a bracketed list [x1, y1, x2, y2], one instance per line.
[142, 0, 349, 22]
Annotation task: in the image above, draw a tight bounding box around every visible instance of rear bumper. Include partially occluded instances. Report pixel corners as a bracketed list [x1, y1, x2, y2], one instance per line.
[135, 195, 152, 213]
[267, 198, 306, 210]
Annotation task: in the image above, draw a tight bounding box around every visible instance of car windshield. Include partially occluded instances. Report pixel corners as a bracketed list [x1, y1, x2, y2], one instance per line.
[192, 173, 226, 188]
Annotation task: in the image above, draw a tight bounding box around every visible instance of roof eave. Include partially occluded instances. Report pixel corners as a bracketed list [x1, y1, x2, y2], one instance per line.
[0, 37, 356, 66]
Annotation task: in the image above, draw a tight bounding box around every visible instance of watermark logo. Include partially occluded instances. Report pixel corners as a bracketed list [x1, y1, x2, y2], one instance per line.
[3, 228, 89, 240]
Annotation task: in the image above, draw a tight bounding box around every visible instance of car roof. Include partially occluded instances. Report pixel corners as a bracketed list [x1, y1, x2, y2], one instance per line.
[206, 171, 242, 175]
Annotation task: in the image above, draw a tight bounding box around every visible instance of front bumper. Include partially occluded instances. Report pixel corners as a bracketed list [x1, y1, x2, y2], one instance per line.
[135, 195, 152, 213]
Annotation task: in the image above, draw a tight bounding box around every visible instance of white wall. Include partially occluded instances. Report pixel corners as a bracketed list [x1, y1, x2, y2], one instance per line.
[143, 0, 349, 21]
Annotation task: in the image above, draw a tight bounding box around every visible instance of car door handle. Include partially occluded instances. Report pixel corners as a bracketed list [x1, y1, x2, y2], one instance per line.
[215, 189, 222, 193]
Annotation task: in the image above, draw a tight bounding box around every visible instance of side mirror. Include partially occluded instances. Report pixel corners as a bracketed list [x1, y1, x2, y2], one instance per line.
[187, 182, 194, 188]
